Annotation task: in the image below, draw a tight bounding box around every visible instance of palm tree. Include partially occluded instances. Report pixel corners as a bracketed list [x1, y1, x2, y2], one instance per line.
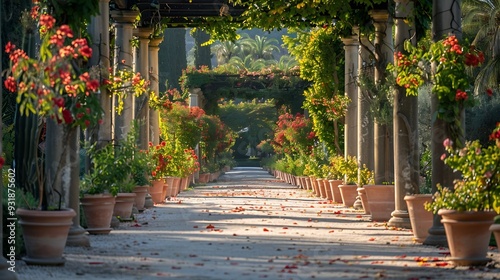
[462, 0, 500, 93]
[276, 55, 298, 74]
[240, 34, 281, 60]
[227, 55, 269, 71]
[212, 41, 242, 66]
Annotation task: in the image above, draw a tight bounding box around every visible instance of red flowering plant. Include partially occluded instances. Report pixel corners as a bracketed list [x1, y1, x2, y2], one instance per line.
[3, 10, 102, 128]
[271, 112, 316, 157]
[425, 122, 500, 213]
[391, 35, 488, 147]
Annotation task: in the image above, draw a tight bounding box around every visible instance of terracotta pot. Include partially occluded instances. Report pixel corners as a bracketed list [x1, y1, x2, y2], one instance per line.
[328, 180, 343, 203]
[439, 209, 496, 266]
[180, 176, 190, 191]
[149, 179, 165, 204]
[303, 176, 311, 190]
[172, 177, 182, 195]
[198, 173, 210, 183]
[338, 184, 358, 207]
[17, 208, 75, 265]
[80, 194, 115, 234]
[132, 185, 149, 211]
[357, 187, 370, 214]
[364, 184, 395, 221]
[322, 179, 333, 200]
[309, 176, 321, 197]
[113, 193, 137, 221]
[404, 194, 433, 242]
[164, 177, 176, 199]
[316, 179, 326, 198]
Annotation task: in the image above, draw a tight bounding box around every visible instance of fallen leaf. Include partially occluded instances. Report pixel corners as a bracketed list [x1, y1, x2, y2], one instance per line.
[368, 238, 375, 241]
[206, 224, 215, 229]
[263, 228, 269, 232]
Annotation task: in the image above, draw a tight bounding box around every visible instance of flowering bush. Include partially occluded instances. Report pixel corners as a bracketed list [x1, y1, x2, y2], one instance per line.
[392, 35, 489, 147]
[3, 11, 102, 128]
[159, 102, 205, 149]
[148, 140, 199, 179]
[272, 112, 316, 156]
[200, 114, 234, 162]
[425, 123, 500, 213]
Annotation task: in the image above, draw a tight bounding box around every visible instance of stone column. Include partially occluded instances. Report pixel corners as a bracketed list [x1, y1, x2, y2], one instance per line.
[89, 0, 112, 145]
[111, 10, 139, 140]
[388, 0, 418, 229]
[134, 27, 152, 149]
[66, 127, 90, 247]
[424, 0, 462, 246]
[370, 9, 394, 184]
[357, 32, 375, 173]
[189, 88, 200, 181]
[149, 37, 164, 145]
[341, 36, 359, 159]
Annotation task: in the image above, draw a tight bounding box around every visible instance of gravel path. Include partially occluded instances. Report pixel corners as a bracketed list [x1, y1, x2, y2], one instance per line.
[15, 167, 500, 279]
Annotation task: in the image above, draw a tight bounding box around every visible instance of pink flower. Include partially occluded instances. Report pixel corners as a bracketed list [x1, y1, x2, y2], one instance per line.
[440, 153, 446, 161]
[443, 138, 453, 148]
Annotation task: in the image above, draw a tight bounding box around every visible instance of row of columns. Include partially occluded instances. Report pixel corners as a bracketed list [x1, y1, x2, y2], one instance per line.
[342, 1, 420, 231]
[66, 2, 165, 247]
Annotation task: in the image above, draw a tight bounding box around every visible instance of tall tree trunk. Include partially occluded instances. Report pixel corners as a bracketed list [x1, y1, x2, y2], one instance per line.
[159, 28, 187, 91]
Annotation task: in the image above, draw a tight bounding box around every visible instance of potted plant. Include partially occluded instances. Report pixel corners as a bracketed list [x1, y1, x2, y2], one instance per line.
[326, 155, 344, 203]
[131, 147, 152, 212]
[425, 124, 500, 266]
[80, 142, 118, 234]
[338, 156, 360, 207]
[4, 5, 102, 264]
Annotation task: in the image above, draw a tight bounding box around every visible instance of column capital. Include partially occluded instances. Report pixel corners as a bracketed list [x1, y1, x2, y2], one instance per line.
[149, 37, 164, 48]
[369, 9, 389, 23]
[341, 36, 359, 47]
[110, 9, 140, 24]
[134, 27, 153, 39]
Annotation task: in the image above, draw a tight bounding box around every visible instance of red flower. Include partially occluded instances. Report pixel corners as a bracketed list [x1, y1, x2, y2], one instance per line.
[62, 109, 74, 124]
[4, 42, 15, 54]
[0, 157, 4, 169]
[486, 88, 493, 97]
[39, 14, 56, 29]
[455, 89, 468, 101]
[4, 76, 17, 92]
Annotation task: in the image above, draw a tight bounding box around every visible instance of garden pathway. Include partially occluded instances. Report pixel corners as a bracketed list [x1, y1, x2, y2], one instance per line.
[16, 167, 500, 279]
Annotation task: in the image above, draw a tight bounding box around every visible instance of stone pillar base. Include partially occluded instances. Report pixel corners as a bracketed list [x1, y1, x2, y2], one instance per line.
[387, 210, 411, 229]
[66, 225, 90, 247]
[423, 225, 447, 246]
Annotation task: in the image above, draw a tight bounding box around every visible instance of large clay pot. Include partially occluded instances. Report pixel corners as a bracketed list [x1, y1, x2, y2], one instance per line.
[310, 176, 321, 197]
[172, 177, 182, 195]
[198, 173, 210, 183]
[80, 194, 115, 234]
[322, 179, 333, 200]
[364, 184, 395, 221]
[404, 194, 433, 242]
[338, 184, 358, 207]
[316, 178, 326, 198]
[303, 176, 312, 190]
[113, 193, 137, 221]
[357, 187, 370, 214]
[149, 179, 165, 204]
[17, 208, 75, 265]
[439, 209, 496, 266]
[132, 185, 149, 212]
[164, 177, 176, 199]
[180, 176, 190, 191]
[328, 180, 343, 203]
